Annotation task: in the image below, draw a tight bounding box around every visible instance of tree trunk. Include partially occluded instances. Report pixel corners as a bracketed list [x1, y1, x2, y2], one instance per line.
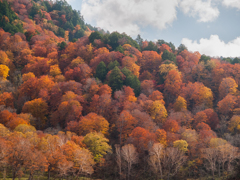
[128, 162, 130, 180]
[222, 162, 225, 179]
[158, 159, 163, 180]
[119, 129, 122, 145]
[212, 167, 214, 179]
[218, 163, 221, 177]
[119, 158, 122, 180]
[3, 167, 6, 180]
[48, 168, 51, 180]
[12, 170, 16, 180]
[28, 173, 33, 180]
[168, 164, 172, 180]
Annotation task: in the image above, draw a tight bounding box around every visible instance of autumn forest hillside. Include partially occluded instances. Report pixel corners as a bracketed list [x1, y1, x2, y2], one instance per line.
[1, 0, 240, 180]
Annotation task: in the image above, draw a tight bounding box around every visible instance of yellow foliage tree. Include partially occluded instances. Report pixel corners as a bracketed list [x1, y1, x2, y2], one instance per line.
[228, 115, 240, 133]
[0, 65, 9, 79]
[50, 64, 62, 77]
[219, 77, 238, 99]
[14, 124, 36, 134]
[150, 100, 168, 124]
[0, 50, 10, 65]
[64, 31, 69, 41]
[209, 138, 227, 148]
[22, 72, 35, 82]
[0, 123, 10, 137]
[70, 57, 84, 68]
[159, 63, 178, 80]
[173, 140, 188, 152]
[173, 96, 187, 112]
[122, 56, 140, 77]
[155, 129, 167, 146]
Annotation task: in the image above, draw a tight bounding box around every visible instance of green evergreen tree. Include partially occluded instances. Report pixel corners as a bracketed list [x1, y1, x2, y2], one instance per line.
[232, 57, 240, 64]
[199, 54, 211, 64]
[125, 75, 141, 96]
[143, 41, 158, 52]
[115, 45, 124, 53]
[95, 61, 107, 82]
[58, 41, 67, 50]
[121, 67, 140, 96]
[178, 44, 188, 54]
[135, 34, 143, 47]
[121, 67, 132, 77]
[89, 31, 103, 44]
[63, 21, 74, 30]
[108, 32, 121, 50]
[108, 60, 120, 70]
[108, 66, 123, 92]
[57, 27, 65, 38]
[74, 29, 85, 39]
[0, 0, 23, 35]
[162, 50, 176, 64]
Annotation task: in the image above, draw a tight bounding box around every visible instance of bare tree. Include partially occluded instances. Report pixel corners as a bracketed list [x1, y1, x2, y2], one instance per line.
[73, 148, 95, 177]
[202, 145, 239, 179]
[225, 144, 239, 172]
[162, 147, 187, 180]
[201, 148, 218, 178]
[121, 144, 138, 180]
[148, 143, 164, 180]
[115, 144, 122, 179]
[217, 144, 229, 177]
[57, 160, 73, 180]
[148, 155, 158, 179]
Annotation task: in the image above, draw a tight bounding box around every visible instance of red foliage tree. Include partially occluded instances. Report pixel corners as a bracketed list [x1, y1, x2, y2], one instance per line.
[129, 127, 156, 153]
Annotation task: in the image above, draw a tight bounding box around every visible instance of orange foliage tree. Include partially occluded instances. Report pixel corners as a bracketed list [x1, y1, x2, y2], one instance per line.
[164, 69, 182, 103]
[78, 113, 109, 136]
[116, 110, 137, 145]
[129, 127, 156, 153]
[219, 77, 238, 99]
[181, 82, 213, 110]
[22, 98, 48, 129]
[163, 119, 180, 133]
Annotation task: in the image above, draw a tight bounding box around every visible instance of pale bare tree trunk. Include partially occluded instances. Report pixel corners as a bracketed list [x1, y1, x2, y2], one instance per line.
[148, 143, 164, 180]
[128, 161, 130, 180]
[216, 143, 240, 178]
[162, 147, 187, 180]
[201, 148, 218, 178]
[3, 167, 6, 180]
[121, 144, 138, 180]
[115, 144, 122, 179]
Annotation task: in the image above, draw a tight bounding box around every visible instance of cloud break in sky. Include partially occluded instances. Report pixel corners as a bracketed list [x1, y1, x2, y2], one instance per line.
[68, 0, 240, 57]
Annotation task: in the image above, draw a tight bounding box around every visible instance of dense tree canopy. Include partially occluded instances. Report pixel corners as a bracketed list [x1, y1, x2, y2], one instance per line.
[0, 0, 240, 179]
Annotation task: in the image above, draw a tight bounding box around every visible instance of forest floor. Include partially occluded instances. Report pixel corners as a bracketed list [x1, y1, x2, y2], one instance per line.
[3, 177, 95, 180]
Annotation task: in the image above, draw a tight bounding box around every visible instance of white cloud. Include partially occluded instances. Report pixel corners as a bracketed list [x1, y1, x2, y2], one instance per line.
[179, 0, 220, 22]
[81, 0, 178, 36]
[181, 35, 240, 57]
[222, 0, 240, 9]
[81, 0, 221, 36]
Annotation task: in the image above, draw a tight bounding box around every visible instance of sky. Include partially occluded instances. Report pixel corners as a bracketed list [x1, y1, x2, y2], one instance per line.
[66, 0, 240, 57]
